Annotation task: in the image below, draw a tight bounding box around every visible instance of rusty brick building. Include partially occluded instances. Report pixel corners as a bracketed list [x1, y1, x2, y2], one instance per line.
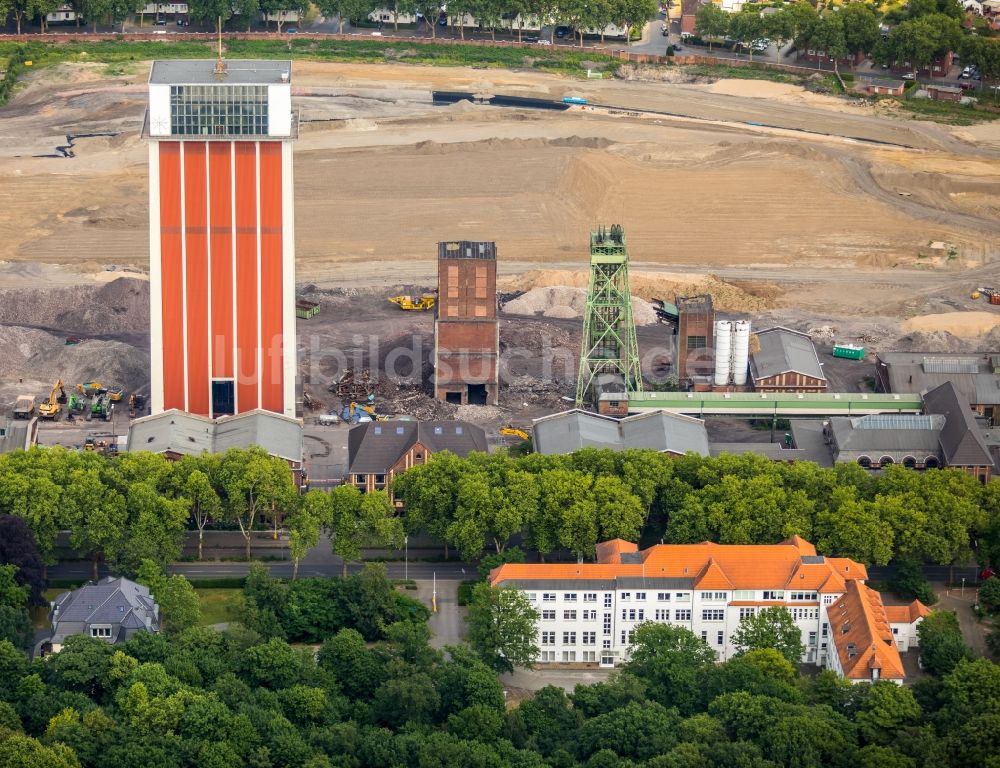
[434, 241, 499, 405]
[676, 295, 715, 388]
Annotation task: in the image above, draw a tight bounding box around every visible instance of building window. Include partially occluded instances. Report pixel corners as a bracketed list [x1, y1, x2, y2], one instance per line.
[354, 475, 365, 484]
[733, 590, 754, 600]
[676, 609, 692, 621]
[791, 592, 818, 602]
[542, 593, 556, 602]
[717, 631, 724, 645]
[762, 591, 784, 601]
[700, 591, 727, 601]
[655, 609, 670, 621]
[583, 610, 597, 620]
[603, 614, 612, 635]
[892, 627, 899, 635]
[635, 592, 646, 601]
[563, 632, 576, 645]
[542, 610, 555, 620]
[620, 592, 630, 601]
[687, 335, 707, 350]
[700, 631, 707, 642]
[604, 593, 613, 608]
[583, 632, 596, 645]
[527, 593, 537, 602]
[822, 623, 828, 638]
[583, 651, 597, 662]
[676, 592, 690, 601]
[541, 632, 555, 645]
[657, 592, 671, 601]
[564, 593, 577, 602]
[702, 610, 725, 622]
[602, 639, 611, 649]
[637, 609, 645, 620]
[90, 626, 112, 638]
[169, 84, 269, 136]
[583, 593, 597, 603]
[823, 594, 836, 605]
[739, 607, 756, 621]
[562, 651, 576, 662]
[808, 632, 817, 647]
[563, 611, 577, 621]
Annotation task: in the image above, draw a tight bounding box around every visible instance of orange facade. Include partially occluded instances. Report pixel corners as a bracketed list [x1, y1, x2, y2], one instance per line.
[156, 140, 286, 417]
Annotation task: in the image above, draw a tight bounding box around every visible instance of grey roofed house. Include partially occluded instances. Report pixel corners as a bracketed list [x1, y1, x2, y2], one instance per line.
[532, 409, 710, 457]
[750, 327, 826, 382]
[875, 352, 1000, 409]
[347, 420, 488, 475]
[127, 409, 303, 465]
[827, 413, 945, 465]
[48, 577, 159, 652]
[923, 381, 995, 468]
[0, 416, 35, 454]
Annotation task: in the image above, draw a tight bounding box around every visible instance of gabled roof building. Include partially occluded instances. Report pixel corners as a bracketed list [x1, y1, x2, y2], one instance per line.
[750, 327, 827, 393]
[532, 409, 710, 457]
[48, 577, 160, 653]
[491, 536, 926, 681]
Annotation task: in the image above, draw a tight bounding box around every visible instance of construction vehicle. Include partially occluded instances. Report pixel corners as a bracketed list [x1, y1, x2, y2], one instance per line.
[971, 291, 982, 300]
[341, 401, 378, 424]
[76, 382, 104, 396]
[88, 392, 113, 422]
[13, 396, 35, 420]
[38, 379, 67, 420]
[84, 434, 117, 456]
[128, 393, 145, 417]
[67, 393, 86, 413]
[500, 427, 530, 441]
[389, 294, 436, 311]
[107, 385, 125, 402]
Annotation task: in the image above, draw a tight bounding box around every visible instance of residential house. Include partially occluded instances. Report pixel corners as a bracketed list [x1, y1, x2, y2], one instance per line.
[922, 381, 995, 482]
[45, 4, 81, 23]
[47, 577, 160, 653]
[827, 581, 908, 684]
[490, 536, 927, 681]
[680, 0, 707, 34]
[884, 600, 932, 652]
[532, 408, 710, 457]
[927, 84, 963, 102]
[126, 408, 305, 485]
[797, 49, 866, 68]
[891, 51, 955, 78]
[853, 76, 905, 97]
[749, 327, 827, 393]
[874, 351, 1000, 421]
[346, 420, 487, 502]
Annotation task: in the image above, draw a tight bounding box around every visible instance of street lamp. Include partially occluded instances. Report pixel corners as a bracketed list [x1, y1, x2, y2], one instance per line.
[404, 535, 408, 582]
[961, 577, 966, 598]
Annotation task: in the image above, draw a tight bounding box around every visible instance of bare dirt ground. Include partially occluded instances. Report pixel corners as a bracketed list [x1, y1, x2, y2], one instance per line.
[1, 59, 999, 434]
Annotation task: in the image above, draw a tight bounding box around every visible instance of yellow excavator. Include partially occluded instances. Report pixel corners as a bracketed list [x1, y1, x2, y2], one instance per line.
[76, 381, 104, 396]
[38, 379, 67, 420]
[389, 294, 436, 311]
[500, 427, 530, 441]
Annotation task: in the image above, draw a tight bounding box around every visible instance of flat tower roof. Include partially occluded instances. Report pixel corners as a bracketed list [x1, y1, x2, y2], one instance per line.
[438, 241, 497, 260]
[149, 59, 292, 85]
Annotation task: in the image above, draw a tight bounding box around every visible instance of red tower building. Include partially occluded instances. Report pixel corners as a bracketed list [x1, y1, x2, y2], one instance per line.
[146, 59, 296, 418]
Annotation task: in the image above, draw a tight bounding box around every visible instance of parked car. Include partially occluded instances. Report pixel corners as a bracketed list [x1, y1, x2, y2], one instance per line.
[901, 72, 915, 80]
[536, 38, 551, 45]
[661, 23, 668, 36]
[286, 26, 298, 33]
[961, 66, 972, 78]
[554, 25, 570, 38]
[438, 13, 447, 25]
[153, 18, 167, 25]
[176, 17, 188, 26]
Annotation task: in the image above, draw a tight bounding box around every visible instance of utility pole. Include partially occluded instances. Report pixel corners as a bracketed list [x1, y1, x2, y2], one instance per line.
[432, 571, 437, 613]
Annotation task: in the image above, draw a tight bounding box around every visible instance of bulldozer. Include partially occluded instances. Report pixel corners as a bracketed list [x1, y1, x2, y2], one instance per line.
[38, 379, 67, 420]
[500, 427, 530, 441]
[389, 294, 436, 311]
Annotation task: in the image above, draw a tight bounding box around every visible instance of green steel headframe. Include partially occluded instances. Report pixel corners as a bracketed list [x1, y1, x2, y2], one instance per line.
[575, 225, 643, 407]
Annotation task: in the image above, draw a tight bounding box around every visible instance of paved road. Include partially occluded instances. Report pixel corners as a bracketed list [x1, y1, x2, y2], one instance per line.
[935, 589, 989, 657]
[502, 667, 613, 692]
[417, 577, 466, 648]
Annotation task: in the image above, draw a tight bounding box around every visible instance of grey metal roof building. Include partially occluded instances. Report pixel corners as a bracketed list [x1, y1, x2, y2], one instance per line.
[347, 420, 488, 476]
[149, 59, 292, 85]
[49, 577, 159, 651]
[532, 409, 710, 456]
[0, 416, 34, 454]
[750, 327, 826, 383]
[923, 381, 995, 473]
[826, 413, 945, 468]
[875, 352, 1000, 414]
[127, 409, 303, 464]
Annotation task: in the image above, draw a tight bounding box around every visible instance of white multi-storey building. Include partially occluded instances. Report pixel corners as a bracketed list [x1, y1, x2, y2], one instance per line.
[490, 536, 929, 684]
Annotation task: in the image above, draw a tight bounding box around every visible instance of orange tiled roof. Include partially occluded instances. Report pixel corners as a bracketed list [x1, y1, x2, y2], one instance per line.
[828, 581, 906, 681]
[491, 538, 867, 590]
[782, 535, 817, 556]
[596, 539, 638, 564]
[884, 600, 932, 624]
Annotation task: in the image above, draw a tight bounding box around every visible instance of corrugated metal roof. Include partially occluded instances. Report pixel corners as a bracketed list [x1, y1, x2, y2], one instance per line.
[532, 409, 710, 456]
[126, 409, 303, 463]
[878, 352, 1000, 406]
[750, 327, 826, 382]
[829, 414, 943, 454]
[347, 420, 487, 475]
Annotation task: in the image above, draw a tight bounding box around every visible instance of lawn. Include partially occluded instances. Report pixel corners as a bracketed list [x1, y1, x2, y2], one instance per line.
[195, 587, 241, 626]
[896, 97, 1000, 126]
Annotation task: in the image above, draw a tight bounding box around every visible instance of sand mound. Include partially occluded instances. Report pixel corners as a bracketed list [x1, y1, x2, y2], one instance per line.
[893, 330, 970, 353]
[0, 327, 63, 373]
[901, 311, 1000, 337]
[704, 79, 803, 99]
[499, 270, 771, 313]
[502, 286, 659, 325]
[0, 277, 148, 334]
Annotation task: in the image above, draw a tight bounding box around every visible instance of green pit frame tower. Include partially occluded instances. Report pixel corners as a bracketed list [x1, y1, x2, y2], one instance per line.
[574, 225, 643, 408]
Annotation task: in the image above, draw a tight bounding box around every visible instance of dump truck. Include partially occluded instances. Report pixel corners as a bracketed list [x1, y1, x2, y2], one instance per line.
[13, 396, 35, 419]
[389, 295, 436, 311]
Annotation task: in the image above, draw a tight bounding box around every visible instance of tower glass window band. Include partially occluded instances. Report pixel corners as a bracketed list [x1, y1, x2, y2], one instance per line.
[170, 85, 269, 136]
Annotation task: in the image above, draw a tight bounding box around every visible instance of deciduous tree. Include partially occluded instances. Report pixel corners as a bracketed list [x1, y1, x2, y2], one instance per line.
[730, 606, 805, 665]
[467, 582, 539, 673]
[694, 2, 729, 51]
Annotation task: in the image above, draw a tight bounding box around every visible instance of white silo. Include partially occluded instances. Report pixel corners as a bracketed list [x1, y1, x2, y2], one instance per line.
[732, 320, 751, 385]
[714, 320, 732, 386]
